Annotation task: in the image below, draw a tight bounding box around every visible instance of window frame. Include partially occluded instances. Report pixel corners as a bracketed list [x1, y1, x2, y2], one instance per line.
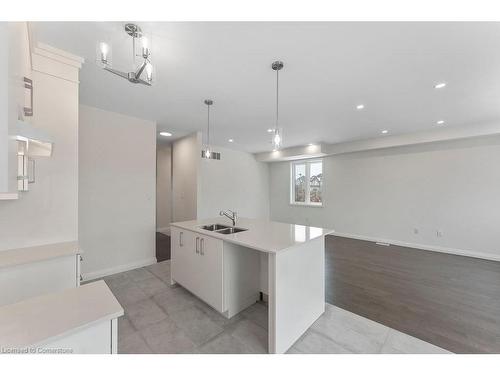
[290, 159, 323, 207]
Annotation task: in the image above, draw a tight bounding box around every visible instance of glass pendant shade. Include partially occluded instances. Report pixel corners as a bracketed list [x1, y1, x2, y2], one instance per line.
[272, 128, 282, 150]
[96, 41, 112, 68]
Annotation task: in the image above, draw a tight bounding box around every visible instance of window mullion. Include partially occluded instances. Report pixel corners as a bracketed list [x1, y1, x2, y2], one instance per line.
[306, 162, 311, 205]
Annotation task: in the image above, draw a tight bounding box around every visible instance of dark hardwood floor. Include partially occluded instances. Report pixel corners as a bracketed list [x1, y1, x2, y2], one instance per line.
[156, 232, 171, 262]
[325, 235, 500, 353]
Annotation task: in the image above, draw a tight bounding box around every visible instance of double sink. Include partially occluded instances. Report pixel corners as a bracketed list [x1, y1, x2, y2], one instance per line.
[200, 223, 248, 235]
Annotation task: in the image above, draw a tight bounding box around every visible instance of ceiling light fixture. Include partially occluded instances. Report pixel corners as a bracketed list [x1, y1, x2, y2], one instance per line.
[267, 128, 273, 133]
[436, 120, 445, 125]
[97, 23, 153, 86]
[356, 104, 365, 110]
[159, 132, 172, 137]
[381, 130, 389, 134]
[228, 139, 234, 143]
[434, 82, 446, 89]
[271, 60, 284, 150]
[203, 99, 214, 159]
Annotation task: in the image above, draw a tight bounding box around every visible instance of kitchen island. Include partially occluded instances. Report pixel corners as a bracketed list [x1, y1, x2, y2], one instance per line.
[170, 217, 332, 354]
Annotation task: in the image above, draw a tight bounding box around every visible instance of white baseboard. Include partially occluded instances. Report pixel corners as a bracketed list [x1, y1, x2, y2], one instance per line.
[156, 227, 171, 236]
[329, 231, 500, 263]
[83, 257, 157, 282]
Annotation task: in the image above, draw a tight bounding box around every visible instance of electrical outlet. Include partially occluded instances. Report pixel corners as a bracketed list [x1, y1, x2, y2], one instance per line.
[436, 230, 443, 237]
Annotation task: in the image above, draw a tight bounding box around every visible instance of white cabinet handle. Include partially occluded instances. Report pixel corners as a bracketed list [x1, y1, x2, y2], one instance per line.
[200, 238, 205, 256]
[196, 237, 200, 254]
[179, 232, 184, 247]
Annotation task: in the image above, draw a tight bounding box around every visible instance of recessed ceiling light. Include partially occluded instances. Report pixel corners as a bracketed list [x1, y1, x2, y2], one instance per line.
[356, 104, 365, 110]
[434, 82, 446, 89]
[159, 132, 172, 137]
[436, 120, 445, 125]
[381, 130, 388, 134]
[267, 128, 273, 133]
[228, 139, 234, 143]
[308, 143, 314, 146]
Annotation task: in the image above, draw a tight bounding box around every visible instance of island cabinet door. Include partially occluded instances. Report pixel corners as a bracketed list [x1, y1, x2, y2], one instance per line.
[171, 227, 197, 291]
[197, 235, 224, 312]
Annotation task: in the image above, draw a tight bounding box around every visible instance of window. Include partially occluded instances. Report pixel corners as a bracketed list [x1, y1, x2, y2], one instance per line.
[291, 159, 323, 206]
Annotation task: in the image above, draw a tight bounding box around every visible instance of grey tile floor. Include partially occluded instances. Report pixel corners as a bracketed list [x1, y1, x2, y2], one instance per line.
[100, 260, 450, 354]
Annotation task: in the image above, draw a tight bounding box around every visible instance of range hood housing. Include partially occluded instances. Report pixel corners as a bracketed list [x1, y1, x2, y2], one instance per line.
[16, 120, 53, 157]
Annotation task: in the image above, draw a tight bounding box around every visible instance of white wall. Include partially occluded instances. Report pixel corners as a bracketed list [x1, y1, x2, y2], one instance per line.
[172, 132, 201, 222]
[269, 135, 500, 259]
[79, 105, 156, 279]
[198, 146, 270, 220]
[156, 144, 172, 232]
[0, 48, 79, 250]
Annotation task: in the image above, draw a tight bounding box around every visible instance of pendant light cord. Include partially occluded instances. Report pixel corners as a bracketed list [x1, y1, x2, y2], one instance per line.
[207, 104, 210, 147]
[275, 68, 279, 130]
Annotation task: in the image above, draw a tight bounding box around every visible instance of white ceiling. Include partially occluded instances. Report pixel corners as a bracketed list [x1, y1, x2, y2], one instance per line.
[31, 22, 500, 153]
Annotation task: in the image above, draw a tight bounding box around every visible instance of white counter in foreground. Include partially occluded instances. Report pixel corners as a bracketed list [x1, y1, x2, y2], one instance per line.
[0, 280, 123, 354]
[171, 217, 332, 253]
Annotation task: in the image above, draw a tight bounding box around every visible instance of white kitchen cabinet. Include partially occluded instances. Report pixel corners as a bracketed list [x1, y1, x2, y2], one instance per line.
[171, 227, 259, 317]
[0, 22, 31, 200]
[171, 227, 224, 312]
[37, 319, 114, 354]
[196, 235, 224, 311]
[171, 226, 196, 292]
[0, 242, 82, 306]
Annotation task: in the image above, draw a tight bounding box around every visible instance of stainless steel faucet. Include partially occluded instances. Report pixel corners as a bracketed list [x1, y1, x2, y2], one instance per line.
[219, 209, 237, 226]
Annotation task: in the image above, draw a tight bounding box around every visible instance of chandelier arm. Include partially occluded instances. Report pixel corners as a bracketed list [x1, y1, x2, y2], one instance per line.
[137, 78, 152, 86]
[134, 59, 148, 78]
[104, 66, 129, 79]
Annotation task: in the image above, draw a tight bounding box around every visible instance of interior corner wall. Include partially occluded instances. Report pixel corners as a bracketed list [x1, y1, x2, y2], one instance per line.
[79, 105, 156, 279]
[172, 132, 201, 222]
[156, 143, 172, 233]
[269, 135, 500, 259]
[198, 146, 270, 220]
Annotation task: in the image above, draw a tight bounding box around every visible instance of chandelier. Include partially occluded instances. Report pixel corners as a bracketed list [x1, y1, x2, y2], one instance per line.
[98, 23, 153, 86]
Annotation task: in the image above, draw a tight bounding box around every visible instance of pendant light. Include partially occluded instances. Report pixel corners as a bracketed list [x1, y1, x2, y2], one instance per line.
[203, 99, 213, 159]
[271, 60, 284, 150]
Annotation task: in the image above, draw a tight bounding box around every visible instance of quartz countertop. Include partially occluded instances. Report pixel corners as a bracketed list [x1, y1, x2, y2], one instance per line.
[0, 241, 80, 269]
[0, 280, 123, 348]
[170, 218, 333, 253]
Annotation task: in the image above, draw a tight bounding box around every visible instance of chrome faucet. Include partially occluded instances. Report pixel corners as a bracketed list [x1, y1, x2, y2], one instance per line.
[219, 209, 237, 226]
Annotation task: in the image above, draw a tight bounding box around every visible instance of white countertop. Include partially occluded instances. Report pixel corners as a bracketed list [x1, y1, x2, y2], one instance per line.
[0, 280, 123, 348]
[170, 218, 333, 253]
[0, 241, 80, 269]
